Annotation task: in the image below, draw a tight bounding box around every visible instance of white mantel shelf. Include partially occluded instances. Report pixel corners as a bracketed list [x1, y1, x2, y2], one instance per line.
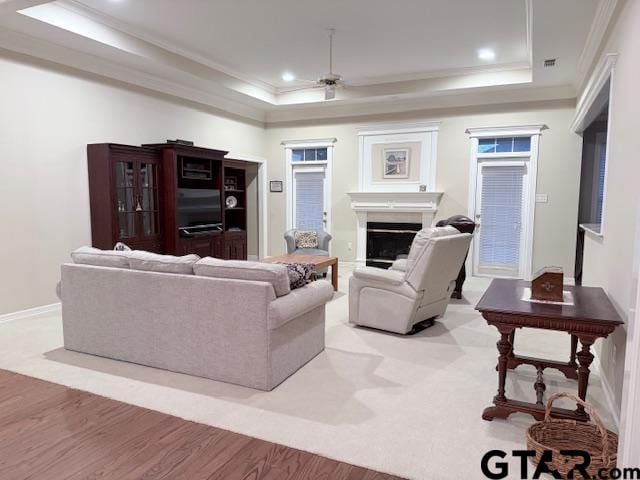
[348, 191, 444, 265]
[348, 191, 443, 212]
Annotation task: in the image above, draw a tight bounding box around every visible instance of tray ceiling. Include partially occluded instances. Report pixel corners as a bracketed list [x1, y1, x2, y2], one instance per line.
[0, 0, 606, 122]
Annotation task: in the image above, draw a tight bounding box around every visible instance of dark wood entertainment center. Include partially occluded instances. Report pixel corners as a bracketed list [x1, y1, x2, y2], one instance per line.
[87, 142, 249, 259]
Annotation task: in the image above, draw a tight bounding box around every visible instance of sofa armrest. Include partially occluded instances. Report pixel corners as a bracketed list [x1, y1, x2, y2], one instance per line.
[268, 280, 334, 330]
[352, 266, 405, 285]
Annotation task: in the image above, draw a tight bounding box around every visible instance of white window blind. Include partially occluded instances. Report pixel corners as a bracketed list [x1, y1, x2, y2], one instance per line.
[294, 170, 325, 230]
[478, 164, 526, 272]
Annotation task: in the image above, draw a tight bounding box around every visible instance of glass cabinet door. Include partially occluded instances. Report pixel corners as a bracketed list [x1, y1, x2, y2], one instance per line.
[139, 161, 160, 238]
[114, 161, 136, 239]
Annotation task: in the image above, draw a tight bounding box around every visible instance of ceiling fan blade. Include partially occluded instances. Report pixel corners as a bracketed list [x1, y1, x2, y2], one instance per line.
[279, 84, 322, 94]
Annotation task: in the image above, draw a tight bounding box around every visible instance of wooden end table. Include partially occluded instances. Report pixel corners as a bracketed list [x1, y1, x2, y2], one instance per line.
[476, 279, 622, 422]
[260, 254, 339, 291]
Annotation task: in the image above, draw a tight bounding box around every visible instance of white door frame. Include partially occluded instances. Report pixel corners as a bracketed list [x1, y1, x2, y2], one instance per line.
[466, 125, 545, 280]
[283, 139, 335, 238]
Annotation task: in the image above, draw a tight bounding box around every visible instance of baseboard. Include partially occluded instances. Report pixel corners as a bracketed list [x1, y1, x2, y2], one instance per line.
[248, 254, 259, 261]
[564, 277, 576, 286]
[593, 350, 621, 428]
[0, 303, 61, 324]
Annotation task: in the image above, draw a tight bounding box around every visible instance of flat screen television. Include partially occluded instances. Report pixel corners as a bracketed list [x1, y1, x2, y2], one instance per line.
[177, 188, 222, 229]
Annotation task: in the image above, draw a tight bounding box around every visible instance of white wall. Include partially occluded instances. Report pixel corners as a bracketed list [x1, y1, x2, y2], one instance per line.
[581, 0, 640, 420]
[265, 100, 581, 275]
[0, 50, 265, 315]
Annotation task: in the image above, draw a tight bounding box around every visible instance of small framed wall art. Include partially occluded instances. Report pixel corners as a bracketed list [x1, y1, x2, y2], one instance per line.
[383, 148, 410, 179]
[270, 180, 283, 192]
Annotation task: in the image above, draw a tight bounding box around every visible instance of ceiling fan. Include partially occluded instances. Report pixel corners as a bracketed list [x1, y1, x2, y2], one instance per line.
[280, 28, 345, 100]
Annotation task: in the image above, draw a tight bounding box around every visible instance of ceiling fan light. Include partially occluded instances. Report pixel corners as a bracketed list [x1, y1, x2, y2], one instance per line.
[325, 84, 336, 100]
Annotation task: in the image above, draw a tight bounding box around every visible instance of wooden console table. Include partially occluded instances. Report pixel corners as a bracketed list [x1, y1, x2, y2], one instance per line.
[476, 279, 622, 422]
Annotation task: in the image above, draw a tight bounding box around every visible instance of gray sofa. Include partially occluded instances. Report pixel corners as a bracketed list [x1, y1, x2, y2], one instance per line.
[60, 249, 334, 391]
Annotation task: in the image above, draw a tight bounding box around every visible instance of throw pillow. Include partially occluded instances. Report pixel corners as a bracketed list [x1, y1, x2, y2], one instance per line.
[71, 246, 131, 268]
[113, 242, 131, 251]
[277, 262, 317, 289]
[294, 230, 318, 249]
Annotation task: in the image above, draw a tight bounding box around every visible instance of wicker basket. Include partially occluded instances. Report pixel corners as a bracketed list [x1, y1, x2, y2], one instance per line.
[526, 392, 618, 479]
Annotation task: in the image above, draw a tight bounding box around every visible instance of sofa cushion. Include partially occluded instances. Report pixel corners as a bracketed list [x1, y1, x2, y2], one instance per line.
[128, 251, 200, 275]
[194, 258, 291, 297]
[71, 246, 131, 268]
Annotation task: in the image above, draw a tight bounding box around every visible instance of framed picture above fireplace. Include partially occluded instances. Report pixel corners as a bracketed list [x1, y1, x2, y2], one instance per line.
[358, 122, 439, 192]
[383, 148, 410, 179]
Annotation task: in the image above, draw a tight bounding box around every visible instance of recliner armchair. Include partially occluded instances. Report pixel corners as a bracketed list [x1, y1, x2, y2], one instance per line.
[349, 227, 472, 334]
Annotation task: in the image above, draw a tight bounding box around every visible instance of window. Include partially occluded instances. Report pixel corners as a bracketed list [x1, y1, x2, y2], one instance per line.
[478, 137, 531, 154]
[291, 148, 328, 162]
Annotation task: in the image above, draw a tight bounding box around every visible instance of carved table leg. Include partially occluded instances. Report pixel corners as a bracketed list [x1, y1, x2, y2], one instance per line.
[569, 334, 578, 368]
[509, 330, 516, 358]
[576, 335, 596, 417]
[534, 366, 546, 405]
[483, 324, 515, 420]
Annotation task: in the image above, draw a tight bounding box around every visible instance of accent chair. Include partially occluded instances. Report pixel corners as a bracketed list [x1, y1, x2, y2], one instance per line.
[284, 229, 332, 274]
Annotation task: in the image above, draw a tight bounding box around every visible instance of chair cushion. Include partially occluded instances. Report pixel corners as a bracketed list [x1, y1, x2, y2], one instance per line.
[292, 248, 329, 256]
[294, 230, 318, 249]
[71, 246, 131, 269]
[194, 258, 291, 297]
[128, 251, 200, 275]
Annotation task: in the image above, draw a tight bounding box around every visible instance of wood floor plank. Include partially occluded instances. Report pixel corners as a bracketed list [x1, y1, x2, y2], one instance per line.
[0, 369, 406, 480]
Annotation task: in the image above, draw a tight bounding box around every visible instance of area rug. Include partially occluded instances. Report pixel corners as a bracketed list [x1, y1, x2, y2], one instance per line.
[0, 273, 616, 480]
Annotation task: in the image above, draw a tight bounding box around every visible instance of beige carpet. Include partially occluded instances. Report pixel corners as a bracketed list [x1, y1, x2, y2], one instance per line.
[0, 271, 617, 480]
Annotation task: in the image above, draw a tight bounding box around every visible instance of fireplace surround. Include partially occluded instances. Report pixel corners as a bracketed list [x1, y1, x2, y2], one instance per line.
[367, 222, 422, 268]
[347, 191, 443, 266]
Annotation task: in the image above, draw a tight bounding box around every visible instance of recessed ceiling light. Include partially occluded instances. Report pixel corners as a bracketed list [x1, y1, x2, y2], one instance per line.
[281, 72, 295, 82]
[478, 48, 496, 61]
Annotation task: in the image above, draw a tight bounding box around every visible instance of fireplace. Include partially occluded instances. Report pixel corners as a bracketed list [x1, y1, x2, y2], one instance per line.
[347, 191, 443, 266]
[367, 222, 421, 268]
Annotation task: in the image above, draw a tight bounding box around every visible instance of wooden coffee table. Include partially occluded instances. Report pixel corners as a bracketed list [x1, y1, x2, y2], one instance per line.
[260, 254, 339, 291]
[476, 278, 623, 422]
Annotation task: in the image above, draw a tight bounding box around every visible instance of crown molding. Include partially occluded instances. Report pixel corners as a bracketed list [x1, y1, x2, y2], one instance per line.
[281, 138, 337, 147]
[0, 23, 268, 122]
[58, 0, 276, 94]
[571, 53, 617, 132]
[574, 0, 619, 90]
[465, 124, 547, 138]
[265, 85, 575, 124]
[357, 121, 440, 136]
[0, 0, 52, 16]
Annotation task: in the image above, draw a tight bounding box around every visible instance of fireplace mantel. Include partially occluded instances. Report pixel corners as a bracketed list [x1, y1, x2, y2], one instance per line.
[348, 191, 443, 212]
[348, 191, 444, 265]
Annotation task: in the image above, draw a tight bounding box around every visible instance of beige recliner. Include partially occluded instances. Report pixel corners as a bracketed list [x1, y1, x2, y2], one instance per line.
[349, 227, 472, 334]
